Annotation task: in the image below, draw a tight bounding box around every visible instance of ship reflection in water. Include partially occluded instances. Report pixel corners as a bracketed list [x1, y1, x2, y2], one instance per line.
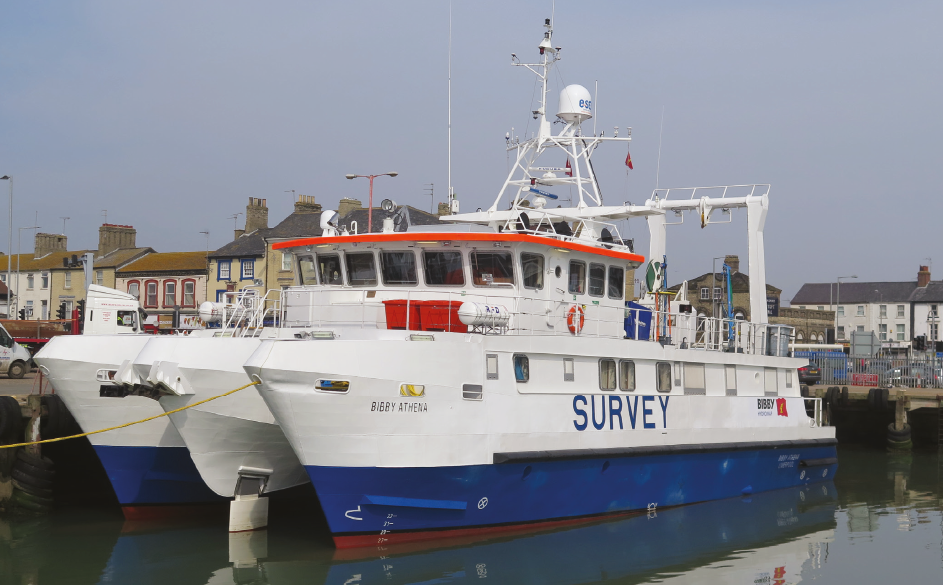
[88, 484, 836, 585]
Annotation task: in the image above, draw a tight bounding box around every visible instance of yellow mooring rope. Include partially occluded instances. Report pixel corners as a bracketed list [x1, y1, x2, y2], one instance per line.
[0, 380, 261, 450]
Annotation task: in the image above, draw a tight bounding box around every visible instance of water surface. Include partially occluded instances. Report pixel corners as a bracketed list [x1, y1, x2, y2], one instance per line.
[2, 445, 942, 584]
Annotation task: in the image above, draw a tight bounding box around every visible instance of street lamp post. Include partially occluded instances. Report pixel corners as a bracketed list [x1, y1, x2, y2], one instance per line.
[1, 176, 10, 318]
[836, 275, 858, 342]
[345, 172, 399, 233]
[17, 225, 40, 318]
[875, 289, 884, 345]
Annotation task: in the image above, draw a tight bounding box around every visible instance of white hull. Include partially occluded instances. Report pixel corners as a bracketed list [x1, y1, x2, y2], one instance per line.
[35, 335, 183, 449]
[132, 336, 308, 497]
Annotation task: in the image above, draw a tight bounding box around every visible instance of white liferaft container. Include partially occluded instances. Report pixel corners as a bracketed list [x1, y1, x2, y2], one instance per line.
[457, 302, 511, 328]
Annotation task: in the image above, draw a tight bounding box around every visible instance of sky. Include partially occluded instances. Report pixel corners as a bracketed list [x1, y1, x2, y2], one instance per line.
[1, 0, 941, 302]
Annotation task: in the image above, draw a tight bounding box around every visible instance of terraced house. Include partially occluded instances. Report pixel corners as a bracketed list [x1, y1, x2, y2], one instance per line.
[116, 251, 209, 331]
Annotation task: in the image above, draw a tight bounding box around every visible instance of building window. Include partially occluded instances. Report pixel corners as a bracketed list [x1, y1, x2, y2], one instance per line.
[931, 304, 939, 318]
[897, 305, 905, 318]
[713, 287, 722, 299]
[931, 323, 939, 341]
[880, 324, 887, 341]
[880, 304, 887, 318]
[837, 306, 844, 317]
[896, 324, 905, 341]
[241, 260, 254, 280]
[816, 306, 823, 311]
[41, 272, 49, 289]
[41, 300, 48, 320]
[182, 280, 196, 307]
[145, 281, 158, 308]
[700, 287, 710, 300]
[218, 260, 231, 281]
[856, 325, 864, 333]
[163, 281, 176, 307]
[856, 305, 864, 316]
[96, 270, 104, 286]
[837, 326, 845, 339]
[0, 274, 4, 283]
[128, 281, 140, 300]
[64, 300, 73, 314]
[281, 252, 292, 271]
[64, 271, 71, 289]
[25, 300, 33, 318]
[26, 274, 34, 289]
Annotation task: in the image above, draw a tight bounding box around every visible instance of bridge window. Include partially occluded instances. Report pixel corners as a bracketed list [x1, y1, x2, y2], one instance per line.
[599, 359, 616, 390]
[298, 255, 318, 285]
[568, 260, 586, 294]
[381, 251, 417, 286]
[608, 266, 624, 300]
[620, 360, 636, 391]
[471, 251, 513, 286]
[521, 253, 544, 290]
[317, 254, 344, 285]
[589, 263, 605, 297]
[346, 252, 377, 286]
[656, 362, 672, 393]
[423, 251, 464, 286]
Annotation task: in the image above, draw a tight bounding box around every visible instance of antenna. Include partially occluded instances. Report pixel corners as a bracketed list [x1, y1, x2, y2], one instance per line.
[228, 212, 243, 229]
[593, 80, 598, 136]
[425, 183, 434, 213]
[285, 189, 296, 207]
[655, 106, 665, 189]
[199, 230, 209, 254]
[60, 217, 70, 235]
[447, 1, 454, 211]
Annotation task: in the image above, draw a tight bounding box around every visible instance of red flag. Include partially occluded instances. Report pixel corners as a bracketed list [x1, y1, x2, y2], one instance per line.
[625, 149, 634, 170]
[565, 159, 573, 177]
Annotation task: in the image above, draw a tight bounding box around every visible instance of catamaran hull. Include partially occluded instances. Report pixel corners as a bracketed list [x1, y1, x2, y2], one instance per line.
[133, 336, 309, 497]
[312, 440, 836, 548]
[33, 335, 221, 508]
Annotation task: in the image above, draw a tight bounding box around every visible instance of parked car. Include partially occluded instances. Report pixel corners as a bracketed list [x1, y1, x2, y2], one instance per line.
[798, 362, 822, 385]
[881, 365, 938, 388]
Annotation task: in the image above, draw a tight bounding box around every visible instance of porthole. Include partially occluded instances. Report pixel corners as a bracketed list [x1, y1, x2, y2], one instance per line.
[554, 265, 562, 278]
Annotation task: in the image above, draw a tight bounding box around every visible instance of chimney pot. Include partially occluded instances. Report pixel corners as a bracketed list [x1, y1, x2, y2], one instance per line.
[918, 265, 931, 287]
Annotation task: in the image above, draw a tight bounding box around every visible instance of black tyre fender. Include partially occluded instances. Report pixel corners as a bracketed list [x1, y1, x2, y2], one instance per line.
[800, 384, 810, 398]
[12, 477, 53, 499]
[0, 396, 16, 442]
[7, 360, 26, 379]
[11, 488, 52, 511]
[12, 466, 54, 491]
[16, 449, 54, 472]
[840, 387, 849, 404]
[867, 388, 878, 410]
[887, 423, 912, 439]
[40, 394, 62, 439]
[13, 458, 56, 482]
[825, 387, 840, 410]
[881, 388, 890, 411]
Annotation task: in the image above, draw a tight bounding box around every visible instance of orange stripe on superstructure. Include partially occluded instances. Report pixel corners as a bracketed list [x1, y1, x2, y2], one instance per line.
[273, 232, 645, 263]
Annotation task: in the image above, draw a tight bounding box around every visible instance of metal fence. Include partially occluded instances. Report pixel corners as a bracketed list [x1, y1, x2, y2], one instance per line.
[797, 351, 943, 389]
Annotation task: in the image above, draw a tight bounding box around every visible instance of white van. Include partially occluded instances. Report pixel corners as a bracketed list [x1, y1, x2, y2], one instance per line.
[0, 323, 33, 379]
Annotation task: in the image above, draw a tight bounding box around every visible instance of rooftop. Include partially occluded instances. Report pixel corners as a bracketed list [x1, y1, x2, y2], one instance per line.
[791, 281, 924, 305]
[118, 251, 209, 274]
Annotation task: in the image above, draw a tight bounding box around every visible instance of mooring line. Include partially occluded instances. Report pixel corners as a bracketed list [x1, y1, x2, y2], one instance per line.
[0, 381, 260, 450]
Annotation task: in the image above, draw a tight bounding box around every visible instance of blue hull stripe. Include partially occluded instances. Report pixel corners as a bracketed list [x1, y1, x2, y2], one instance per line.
[362, 495, 468, 510]
[307, 444, 838, 536]
[92, 445, 224, 505]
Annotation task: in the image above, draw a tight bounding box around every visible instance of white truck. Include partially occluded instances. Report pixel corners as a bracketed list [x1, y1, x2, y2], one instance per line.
[83, 284, 148, 335]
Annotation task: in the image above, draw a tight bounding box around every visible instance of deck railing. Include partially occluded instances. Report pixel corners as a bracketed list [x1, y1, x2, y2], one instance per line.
[277, 288, 794, 357]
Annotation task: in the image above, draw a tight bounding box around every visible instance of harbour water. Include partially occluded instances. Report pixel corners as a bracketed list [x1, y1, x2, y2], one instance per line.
[1, 445, 942, 584]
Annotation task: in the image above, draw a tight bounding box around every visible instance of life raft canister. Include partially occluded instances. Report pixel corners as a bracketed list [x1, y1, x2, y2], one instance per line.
[567, 305, 585, 334]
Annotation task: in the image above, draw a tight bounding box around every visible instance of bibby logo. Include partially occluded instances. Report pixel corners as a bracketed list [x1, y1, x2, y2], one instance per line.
[775, 398, 788, 417]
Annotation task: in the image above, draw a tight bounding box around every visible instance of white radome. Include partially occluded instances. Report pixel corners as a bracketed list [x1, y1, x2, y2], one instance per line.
[557, 84, 593, 123]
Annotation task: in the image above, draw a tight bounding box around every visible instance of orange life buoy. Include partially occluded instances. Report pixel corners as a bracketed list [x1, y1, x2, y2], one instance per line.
[567, 305, 585, 334]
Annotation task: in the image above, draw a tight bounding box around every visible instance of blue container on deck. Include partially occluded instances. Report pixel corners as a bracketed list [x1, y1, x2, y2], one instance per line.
[624, 301, 652, 339]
